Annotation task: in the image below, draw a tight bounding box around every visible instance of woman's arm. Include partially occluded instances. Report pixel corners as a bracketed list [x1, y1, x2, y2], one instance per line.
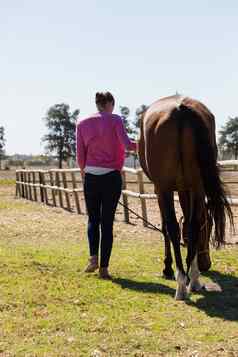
[115, 117, 137, 151]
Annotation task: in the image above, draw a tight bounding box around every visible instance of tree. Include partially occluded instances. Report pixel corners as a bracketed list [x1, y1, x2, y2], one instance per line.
[218, 116, 238, 159]
[0, 126, 6, 170]
[119, 105, 148, 168]
[119, 105, 149, 168]
[134, 104, 148, 132]
[42, 104, 79, 168]
[119, 106, 137, 138]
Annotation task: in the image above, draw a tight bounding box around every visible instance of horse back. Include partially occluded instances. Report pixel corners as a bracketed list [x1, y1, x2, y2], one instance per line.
[139, 95, 216, 192]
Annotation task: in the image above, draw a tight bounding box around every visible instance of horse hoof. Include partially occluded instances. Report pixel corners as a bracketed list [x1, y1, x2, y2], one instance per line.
[188, 282, 205, 293]
[175, 292, 187, 300]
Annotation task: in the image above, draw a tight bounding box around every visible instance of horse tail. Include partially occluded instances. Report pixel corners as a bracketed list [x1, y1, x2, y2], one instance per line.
[173, 103, 234, 247]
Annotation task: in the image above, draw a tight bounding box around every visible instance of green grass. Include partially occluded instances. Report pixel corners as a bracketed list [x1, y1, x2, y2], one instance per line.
[0, 178, 16, 185]
[0, 185, 238, 356]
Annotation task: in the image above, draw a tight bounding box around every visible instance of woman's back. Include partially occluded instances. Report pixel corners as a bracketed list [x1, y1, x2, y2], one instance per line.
[76, 111, 134, 170]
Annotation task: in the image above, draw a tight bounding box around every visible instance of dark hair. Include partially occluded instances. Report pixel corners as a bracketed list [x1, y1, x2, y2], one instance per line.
[95, 91, 115, 109]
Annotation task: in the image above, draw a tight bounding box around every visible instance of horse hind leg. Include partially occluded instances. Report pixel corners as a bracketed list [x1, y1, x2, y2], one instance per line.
[160, 213, 175, 280]
[163, 234, 175, 280]
[178, 190, 190, 246]
[159, 191, 187, 300]
[186, 194, 204, 293]
[175, 270, 187, 300]
[188, 254, 204, 292]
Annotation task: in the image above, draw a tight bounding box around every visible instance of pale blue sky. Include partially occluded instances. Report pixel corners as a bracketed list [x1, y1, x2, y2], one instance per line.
[1, 0, 238, 154]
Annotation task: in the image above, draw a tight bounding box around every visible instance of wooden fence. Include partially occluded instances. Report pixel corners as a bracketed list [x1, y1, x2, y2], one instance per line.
[15, 161, 238, 228]
[15, 167, 155, 226]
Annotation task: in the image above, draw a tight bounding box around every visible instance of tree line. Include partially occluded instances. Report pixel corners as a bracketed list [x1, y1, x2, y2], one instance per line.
[1, 107, 238, 169]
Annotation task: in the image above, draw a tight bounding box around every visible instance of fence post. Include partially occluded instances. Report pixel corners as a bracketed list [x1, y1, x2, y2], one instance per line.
[39, 171, 44, 203]
[42, 171, 48, 205]
[23, 171, 29, 200]
[28, 172, 33, 201]
[62, 172, 71, 211]
[32, 171, 38, 201]
[15, 172, 19, 197]
[71, 171, 81, 214]
[55, 171, 63, 208]
[20, 171, 25, 198]
[20, 171, 24, 198]
[121, 170, 129, 223]
[137, 170, 148, 227]
[15, 172, 21, 197]
[49, 171, 56, 207]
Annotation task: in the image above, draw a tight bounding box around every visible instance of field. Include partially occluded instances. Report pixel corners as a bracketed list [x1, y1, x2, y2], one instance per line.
[0, 171, 238, 356]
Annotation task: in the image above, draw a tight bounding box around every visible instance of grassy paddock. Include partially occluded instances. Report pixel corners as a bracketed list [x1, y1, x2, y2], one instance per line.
[0, 184, 238, 356]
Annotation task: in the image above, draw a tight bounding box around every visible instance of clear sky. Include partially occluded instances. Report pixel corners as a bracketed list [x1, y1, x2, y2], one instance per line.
[1, 0, 238, 154]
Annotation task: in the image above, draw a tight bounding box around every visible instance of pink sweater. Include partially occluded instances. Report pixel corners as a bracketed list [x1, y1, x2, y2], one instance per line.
[76, 112, 136, 171]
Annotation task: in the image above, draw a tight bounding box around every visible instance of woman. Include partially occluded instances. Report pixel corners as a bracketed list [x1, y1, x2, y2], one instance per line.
[76, 92, 137, 279]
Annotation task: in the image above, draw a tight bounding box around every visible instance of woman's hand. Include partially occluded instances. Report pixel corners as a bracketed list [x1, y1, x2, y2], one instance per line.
[81, 170, 85, 183]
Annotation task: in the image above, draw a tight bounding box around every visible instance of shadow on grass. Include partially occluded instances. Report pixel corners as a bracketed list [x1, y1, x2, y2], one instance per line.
[112, 277, 174, 296]
[186, 270, 238, 322]
[114, 271, 238, 322]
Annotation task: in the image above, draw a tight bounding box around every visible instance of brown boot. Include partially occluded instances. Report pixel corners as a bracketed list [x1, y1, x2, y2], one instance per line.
[84, 256, 98, 273]
[99, 267, 112, 280]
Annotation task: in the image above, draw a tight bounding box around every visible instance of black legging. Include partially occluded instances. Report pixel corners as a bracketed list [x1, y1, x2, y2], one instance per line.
[84, 170, 122, 267]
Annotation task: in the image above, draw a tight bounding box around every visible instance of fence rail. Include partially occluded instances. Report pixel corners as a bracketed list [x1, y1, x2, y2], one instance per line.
[15, 167, 154, 226]
[15, 161, 238, 228]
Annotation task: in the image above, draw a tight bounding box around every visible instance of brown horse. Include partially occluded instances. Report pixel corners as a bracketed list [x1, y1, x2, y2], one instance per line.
[139, 95, 233, 300]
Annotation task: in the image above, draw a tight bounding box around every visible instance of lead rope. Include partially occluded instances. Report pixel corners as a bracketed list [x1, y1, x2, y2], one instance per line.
[118, 200, 164, 234]
[198, 207, 209, 255]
